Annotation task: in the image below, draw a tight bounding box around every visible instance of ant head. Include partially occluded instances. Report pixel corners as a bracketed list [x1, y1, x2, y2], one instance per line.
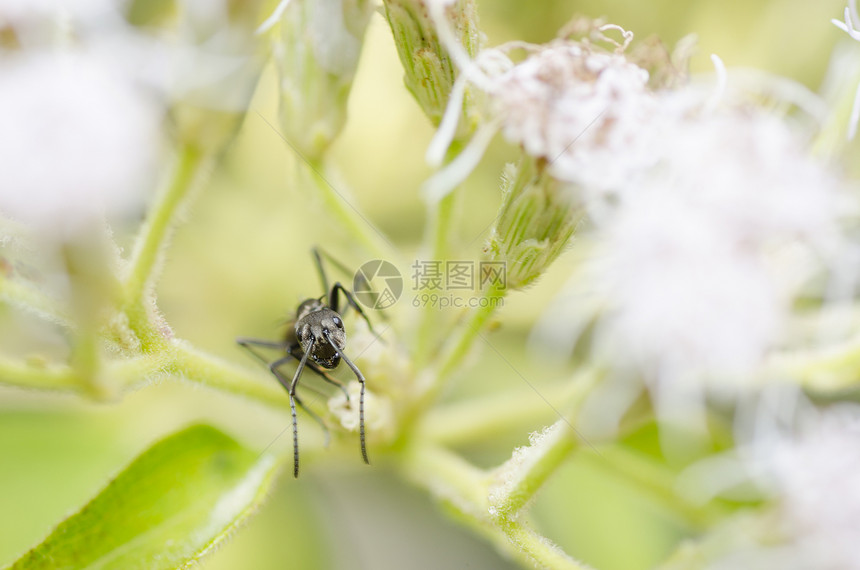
[296, 308, 346, 369]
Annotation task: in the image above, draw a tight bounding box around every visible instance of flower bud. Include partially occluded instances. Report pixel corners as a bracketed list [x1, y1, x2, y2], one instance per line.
[328, 381, 396, 441]
[484, 159, 583, 290]
[382, 0, 482, 133]
[273, 0, 374, 160]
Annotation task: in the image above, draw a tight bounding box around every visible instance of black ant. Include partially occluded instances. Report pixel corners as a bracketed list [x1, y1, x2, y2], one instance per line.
[237, 248, 373, 477]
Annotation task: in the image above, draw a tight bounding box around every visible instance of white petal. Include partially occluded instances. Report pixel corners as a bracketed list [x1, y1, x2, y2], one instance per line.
[421, 121, 498, 202]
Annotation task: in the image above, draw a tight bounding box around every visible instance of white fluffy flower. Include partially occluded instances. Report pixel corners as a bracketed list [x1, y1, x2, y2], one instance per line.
[490, 43, 657, 192]
[677, 397, 860, 568]
[593, 108, 840, 376]
[328, 381, 395, 439]
[597, 191, 781, 377]
[697, 402, 860, 570]
[0, 0, 119, 28]
[758, 406, 860, 569]
[424, 29, 657, 200]
[535, 92, 846, 419]
[0, 50, 161, 238]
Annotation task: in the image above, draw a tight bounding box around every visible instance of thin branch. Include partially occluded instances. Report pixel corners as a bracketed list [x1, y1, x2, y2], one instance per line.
[0, 356, 80, 392]
[0, 275, 69, 327]
[403, 443, 592, 570]
[122, 145, 208, 343]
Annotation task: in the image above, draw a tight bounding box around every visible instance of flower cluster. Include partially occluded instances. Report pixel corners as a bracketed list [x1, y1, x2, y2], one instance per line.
[424, 24, 657, 202]
[585, 105, 843, 380]
[0, 1, 271, 242]
[0, 50, 160, 239]
[512, 60, 849, 421]
[489, 41, 657, 194]
[753, 405, 860, 569]
[426, 9, 847, 394]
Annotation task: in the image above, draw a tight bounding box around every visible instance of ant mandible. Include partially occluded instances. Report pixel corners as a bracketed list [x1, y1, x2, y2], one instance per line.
[237, 248, 372, 477]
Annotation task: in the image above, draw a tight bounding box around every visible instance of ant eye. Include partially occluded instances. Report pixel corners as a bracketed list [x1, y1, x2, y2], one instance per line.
[333, 316, 343, 328]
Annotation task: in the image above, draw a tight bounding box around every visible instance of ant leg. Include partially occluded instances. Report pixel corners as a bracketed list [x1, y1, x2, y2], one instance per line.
[287, 341, 315, 478]
[329, 282, 377, 336]
[237, 336, 340, 400]
[323, 331, 369, 465]
[239, 338, 330, 398]
[313, 247, 362, 290]
[267, 355, 331, 450]
[311, 247, 330, 297]
[313, 248, 384, 337]
[236, 337, 287, 367]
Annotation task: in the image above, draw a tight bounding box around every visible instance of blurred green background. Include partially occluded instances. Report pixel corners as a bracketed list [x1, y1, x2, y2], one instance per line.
[0, 0, 853, 568]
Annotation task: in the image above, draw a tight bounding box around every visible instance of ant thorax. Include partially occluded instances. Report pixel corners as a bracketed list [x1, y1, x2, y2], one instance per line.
[295, 298, 323, 321]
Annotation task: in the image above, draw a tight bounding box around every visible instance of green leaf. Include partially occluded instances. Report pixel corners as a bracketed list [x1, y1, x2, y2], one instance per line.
[5, 424, 280, 570]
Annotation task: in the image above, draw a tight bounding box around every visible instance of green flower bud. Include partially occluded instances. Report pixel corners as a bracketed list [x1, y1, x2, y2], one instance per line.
[485, 158, 583, 290]
[382, 0, 482, 133]
[272, 0, 374, 160]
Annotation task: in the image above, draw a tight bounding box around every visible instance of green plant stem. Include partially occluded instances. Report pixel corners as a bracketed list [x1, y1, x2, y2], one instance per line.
[435, 281, 505, 382]
[420, 368, 597, 445]
[0, 343, 290, 415]
[169, 345, 288, 409]
[70, 330, 103, 396]
[399, 283, 504, 436]
[110, 343, 289, 411]
[499, 523, 588, 570]
[0, 275, 68, 327]
[307, 158, 391, 261]
[429, 191, 458, 271]
[406, 442, 488, 506]
[403, 443, 591, 570]
[420, 382, 581, 445]
[577, 446, 727, 531]
[766, 336, 860, 391]
[412, 136, 470, 368]
[0, 356, 80, 392]
[123, 145, 208, 347]
[490, 420, 578, 519]
[413, 191, 458, 367]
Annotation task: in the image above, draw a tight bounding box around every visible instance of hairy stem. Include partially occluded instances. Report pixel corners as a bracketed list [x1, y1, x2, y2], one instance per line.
[578, 446, 727, 531]
[122, 145, 208, 346]
[0, 341, 291, 412]
[489, 420, 578, 519]
[169, 344, 289, 409]
[413, 190, 458, 367]
[307, 158, 392, 261]
[435, 281, 505, 382]
[0, 356, 80, 392]
[420, 382, 582, 445]
[403, 443, 591, 570]
[0, 275, 69, 327]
